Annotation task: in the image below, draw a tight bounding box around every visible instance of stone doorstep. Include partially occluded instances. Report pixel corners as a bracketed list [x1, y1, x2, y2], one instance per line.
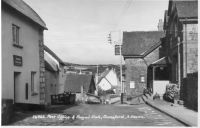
[144, 99, 197, 126]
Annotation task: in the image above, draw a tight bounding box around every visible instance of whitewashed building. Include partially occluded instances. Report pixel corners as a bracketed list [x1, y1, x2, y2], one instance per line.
[2, 0, 47, 124]
[97, 68, 120, 93]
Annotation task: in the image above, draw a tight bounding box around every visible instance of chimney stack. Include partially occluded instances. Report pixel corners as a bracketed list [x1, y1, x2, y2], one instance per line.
[157, 19, 163, 31]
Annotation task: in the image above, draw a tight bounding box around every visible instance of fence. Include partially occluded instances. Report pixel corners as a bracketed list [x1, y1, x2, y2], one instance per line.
[51, 93, 76, 105]
[182, 73, 198, 111]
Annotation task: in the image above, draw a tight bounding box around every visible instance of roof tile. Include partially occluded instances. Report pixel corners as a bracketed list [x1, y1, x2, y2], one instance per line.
[64, 74, 95, 93]
[122, 31, 164, 56]
[175, 0, 198, 18]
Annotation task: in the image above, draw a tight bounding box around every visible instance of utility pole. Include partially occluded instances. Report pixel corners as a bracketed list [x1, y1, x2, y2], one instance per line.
[108, 30, 124, 104]
[119, 44, 124, 103]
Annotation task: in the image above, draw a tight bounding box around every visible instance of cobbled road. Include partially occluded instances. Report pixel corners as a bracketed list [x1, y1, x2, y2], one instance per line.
[10, 103, 185, 126]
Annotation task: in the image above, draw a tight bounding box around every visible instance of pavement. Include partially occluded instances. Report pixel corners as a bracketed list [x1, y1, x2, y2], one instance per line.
[142, 94, 198, 127]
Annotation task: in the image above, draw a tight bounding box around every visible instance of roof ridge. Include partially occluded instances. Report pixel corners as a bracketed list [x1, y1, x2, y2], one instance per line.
[21, 0, 46, 27]
[141, 41, 161, 57]
[44, 45, 64, 65]
[2, 0, 47, 29]
[123, 31, 163, 33]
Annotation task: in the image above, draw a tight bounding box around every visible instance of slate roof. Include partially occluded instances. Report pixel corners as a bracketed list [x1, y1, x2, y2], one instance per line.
[175, 0, 198, 18]
[151, 57, 170, 66]
[44, 45, 65, 65]
[2, 0, 47, 29]
[122, 31, 164, 56]
[97, 69, 110, 84]
[64, 74, 95, 93]
[44, 51, 59, 72]
[141, 41, 162, 57]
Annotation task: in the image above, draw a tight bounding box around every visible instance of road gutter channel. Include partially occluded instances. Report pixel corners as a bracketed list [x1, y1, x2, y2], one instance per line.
[141, 96, 192, 127]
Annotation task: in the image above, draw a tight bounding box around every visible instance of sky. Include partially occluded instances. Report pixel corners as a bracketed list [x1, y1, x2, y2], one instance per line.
[24, 0, 169, 65]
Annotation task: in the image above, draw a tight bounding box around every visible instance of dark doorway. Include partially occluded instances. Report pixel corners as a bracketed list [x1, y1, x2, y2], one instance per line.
[14, 72, 21, 103]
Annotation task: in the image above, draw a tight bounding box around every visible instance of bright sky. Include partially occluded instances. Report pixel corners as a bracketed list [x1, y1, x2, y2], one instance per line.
[24, 0, 168, 65]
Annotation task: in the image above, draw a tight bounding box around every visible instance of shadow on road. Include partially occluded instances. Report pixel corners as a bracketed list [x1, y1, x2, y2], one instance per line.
[10, 104, 78, 125]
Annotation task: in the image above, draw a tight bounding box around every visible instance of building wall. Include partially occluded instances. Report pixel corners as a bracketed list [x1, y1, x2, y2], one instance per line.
[124, 47, 160, 96]
[98, 78, 112, 90]
[58, 64, 67, 94]
[2, 6, 43, 104]
[105, 70, 119, 86]
[45, 70, 59, 104]
[183, 24, 198, 75]
[169, 23, 198, 84]
[125, 58, 147, 96]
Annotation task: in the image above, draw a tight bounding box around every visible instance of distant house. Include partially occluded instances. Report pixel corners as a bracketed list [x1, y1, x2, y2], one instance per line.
[64, 74, 96, 101]
[64, 74, 96, 93]
[44, 45, 66, 104]
[2, 0, 47, 124]
[97, 68, 120, 95]
[122, 31, 164, 96]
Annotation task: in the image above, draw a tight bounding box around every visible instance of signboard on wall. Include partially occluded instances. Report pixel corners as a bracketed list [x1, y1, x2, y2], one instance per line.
[13, 55, 23, 66]
[130, 81, 135, 88]
[115, 45, 121, 55]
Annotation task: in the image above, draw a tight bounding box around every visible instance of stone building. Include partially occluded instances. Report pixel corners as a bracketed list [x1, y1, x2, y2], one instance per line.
[44, 45, 65, 104]
[163, 0, 198, 110]
[44, 45, 66, 100]
[122, 31, 164, 96]
[1, 0, 47, 124]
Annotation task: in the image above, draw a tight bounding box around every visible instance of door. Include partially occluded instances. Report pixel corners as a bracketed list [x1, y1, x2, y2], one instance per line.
[14, 72, 21, 103]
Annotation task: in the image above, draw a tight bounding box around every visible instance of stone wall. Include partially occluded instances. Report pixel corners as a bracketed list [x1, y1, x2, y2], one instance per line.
[125, 58, 147, 96]
[182, 73, 198, 111]
[124, 47, 160, 96]
[187, 42, 198, 74]
[39, 30, 46, 104]
[1, 99, 14, 125]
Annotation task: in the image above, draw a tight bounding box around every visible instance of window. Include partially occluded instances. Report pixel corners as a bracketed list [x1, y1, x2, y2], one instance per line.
[130, 81, 135, 88]
[12, 24, 20, 45]
[141, 76, 145, 83]
[31, 71, 37, 95]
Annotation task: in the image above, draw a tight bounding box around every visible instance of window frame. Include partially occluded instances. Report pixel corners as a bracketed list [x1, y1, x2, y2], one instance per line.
[31, 71, 38, 95]
[12, 24, 23, 48]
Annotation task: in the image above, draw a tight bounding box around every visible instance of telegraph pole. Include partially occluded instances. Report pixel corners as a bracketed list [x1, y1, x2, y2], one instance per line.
[108, 30, 124, 104]
[119, 44, 124, 103]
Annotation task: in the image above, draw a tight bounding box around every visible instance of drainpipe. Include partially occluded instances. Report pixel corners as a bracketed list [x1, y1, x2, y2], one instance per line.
[178, 37, 181, 88]
[185, 18, 187, 78]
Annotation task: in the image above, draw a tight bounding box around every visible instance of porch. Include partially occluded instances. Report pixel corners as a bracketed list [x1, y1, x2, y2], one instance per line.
[147, 57, 170, 97]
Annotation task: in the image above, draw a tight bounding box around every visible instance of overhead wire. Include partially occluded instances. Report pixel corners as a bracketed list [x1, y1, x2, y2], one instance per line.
[114, 0, 134, 28]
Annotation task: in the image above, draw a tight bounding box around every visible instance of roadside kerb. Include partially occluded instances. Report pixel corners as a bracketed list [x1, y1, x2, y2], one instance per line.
[110, 97, 120, 104]
[142, 95, 193, 127]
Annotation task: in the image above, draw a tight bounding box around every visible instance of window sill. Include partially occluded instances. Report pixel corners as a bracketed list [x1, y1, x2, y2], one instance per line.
[32, 92, 38, 96]
[13, 44, 23, 49]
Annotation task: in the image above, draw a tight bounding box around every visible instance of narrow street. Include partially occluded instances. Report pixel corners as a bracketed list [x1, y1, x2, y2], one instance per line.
[11, 103, 185, 126]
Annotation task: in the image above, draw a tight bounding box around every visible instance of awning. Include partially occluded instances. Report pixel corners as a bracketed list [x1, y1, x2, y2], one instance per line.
[151, 57, 170, 66]
[44, 51, 59, 72]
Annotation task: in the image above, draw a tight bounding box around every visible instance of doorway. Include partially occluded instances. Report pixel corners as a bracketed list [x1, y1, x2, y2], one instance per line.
[14, 72, 21, 103]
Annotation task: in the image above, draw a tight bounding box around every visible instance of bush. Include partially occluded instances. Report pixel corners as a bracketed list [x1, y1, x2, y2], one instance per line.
[163, 83, 179, 103]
